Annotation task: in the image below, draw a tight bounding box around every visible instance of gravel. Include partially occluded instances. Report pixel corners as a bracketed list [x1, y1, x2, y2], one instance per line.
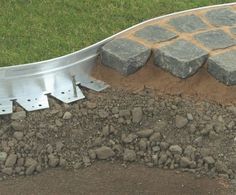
[0, 88, 235, 181]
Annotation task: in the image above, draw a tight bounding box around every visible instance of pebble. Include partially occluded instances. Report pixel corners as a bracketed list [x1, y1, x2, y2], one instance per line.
[175, 115, 188, 128]
[11, 111, 26, 120]
[187, 113, 193, 121]
[139, 139, 147, 151]
[11, 121, 24, 131]
[5, 154, 17, 167]
[98, 110, 109, 119]
[136, 129, 154, 138]
[63, 112, 72, 120]
[123, 149, 136, 162]
[48, 154, 59, 167]
[13, 131, 24, 141]
[169, 145, 183, 155]
[132, 107, 143, 123]
[215, 161, 228, 174]
[2, 168, 13, 176]
[95, 146, 115, 160]
[180, 157, 192, 168]
[122, 134, 137, 144]
[149, 132, 162, 142]
[203, 156, 215, 165]
[0, 152, 7, 162]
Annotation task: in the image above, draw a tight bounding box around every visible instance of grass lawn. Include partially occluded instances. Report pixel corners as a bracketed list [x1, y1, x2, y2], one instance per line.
[0, 0, 235, 67]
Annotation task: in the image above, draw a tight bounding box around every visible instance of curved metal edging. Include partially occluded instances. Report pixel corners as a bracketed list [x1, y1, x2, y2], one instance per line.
[0, 2, 235, 115]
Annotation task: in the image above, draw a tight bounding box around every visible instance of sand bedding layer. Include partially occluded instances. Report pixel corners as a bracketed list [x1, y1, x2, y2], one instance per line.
[93, 58, 236, 105]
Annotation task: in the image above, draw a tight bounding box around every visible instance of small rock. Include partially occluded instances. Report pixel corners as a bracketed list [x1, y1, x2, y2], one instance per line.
[227, 106, 236, 115]
[59, 158, 67, 167]
[215, 161, 228, 174]
[0, 152, 7, 162]
[36, 165, 42, 173]
[169, 145, 183, 155]
[139, 139, 147, 151]
[13, 131, 24, 141]
[11, 121, 24, 131]
[26, 163, 37, 175]
[149, 132, 162, 142]
[119, 110, 130, 118]
[88, 150, 96, 160]
[63, 112, 72, 120]
[132, 107, 143, 123]
[86, 102, 97, 109]
[25, 158, 37, 167]
[180, 157, 192, 168]
[203, 156, 215, 165]
[95, 146, 115, 160]
[123, 149, 136, 162]
[82, 156, 91, 167]
[122, 134, 137, 144]
[101, 125, 110, 137]
[11, 111, 26, 120]
[175, 115, 188, 128]
[2, 168, 13, 176]
[48, 154, 59, 167]
[187, 113, 193, 121]
[5, 154, 17, 167]
[184, 146, 196, 159]
[55, 141, 64, 152]
[136, 129, 154, 138]
[55, 119, 63, 127]
[98, 110, 109, 119]
[160, 142, 169, 151]
[159, 153, 168, 165]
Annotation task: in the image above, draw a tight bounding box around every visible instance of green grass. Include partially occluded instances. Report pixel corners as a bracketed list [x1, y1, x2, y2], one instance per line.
[0, 0, 235, 67]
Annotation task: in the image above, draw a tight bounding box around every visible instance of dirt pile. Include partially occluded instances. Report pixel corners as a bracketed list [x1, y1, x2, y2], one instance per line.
[0, 88, 236, 183]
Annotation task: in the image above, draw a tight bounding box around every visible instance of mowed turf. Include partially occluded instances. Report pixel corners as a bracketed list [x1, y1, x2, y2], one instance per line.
[0, 0, 235, 67]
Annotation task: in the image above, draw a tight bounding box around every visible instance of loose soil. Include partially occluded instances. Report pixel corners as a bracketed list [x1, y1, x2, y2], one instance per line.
[0, 162, 231, 195]
[1, 87, 236, 194]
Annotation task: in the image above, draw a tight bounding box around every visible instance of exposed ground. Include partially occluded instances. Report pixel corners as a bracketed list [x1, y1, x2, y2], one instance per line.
[1, 1, 236, 194]
[0, 162, 231, 195]
[0, 0, 235, 66]
[1, 87, 236, 194]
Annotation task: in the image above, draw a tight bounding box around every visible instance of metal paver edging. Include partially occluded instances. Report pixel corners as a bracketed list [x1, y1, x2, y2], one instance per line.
[0, 2, 235, 115]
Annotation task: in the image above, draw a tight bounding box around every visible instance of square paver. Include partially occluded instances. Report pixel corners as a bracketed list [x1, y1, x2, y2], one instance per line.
[208, 50, 236, 85]
[194, 30, 236, 50]
[101, 38, 151, 75]
[168, 14, 208, 33]
[205, 8, 236, 27]
[154, 39, 209, 78]
[134, 25, 178, 43]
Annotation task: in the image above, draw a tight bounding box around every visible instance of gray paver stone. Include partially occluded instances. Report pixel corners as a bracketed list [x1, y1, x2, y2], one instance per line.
[205, 8, 236, 26]
[101, 38, 151, 75]
[194, 30, 236, 50]
[134, 25, 177, 43]
[154, 39, 208, 78]
[208, 50, 236, 85]
[168, 14, 208, 33]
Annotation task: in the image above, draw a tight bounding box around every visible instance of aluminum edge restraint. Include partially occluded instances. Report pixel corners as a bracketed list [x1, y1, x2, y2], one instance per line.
[0, 2, 235, 115]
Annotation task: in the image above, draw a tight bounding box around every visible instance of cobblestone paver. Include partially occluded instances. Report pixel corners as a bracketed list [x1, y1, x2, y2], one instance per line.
[134, 25, 177, 43]
[100, 4, 236, 86]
